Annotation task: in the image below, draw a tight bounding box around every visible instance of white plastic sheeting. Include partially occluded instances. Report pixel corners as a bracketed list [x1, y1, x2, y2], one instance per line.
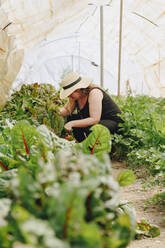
[0, 0, 91, 107]
[13, 35, 146, 96]
[0, 30, 23, 107]
[0, 0, 165, 108]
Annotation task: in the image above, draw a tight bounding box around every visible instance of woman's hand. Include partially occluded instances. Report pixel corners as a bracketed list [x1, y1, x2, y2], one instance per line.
[64, 121, 73, 131]
[59, 98, 76, 117]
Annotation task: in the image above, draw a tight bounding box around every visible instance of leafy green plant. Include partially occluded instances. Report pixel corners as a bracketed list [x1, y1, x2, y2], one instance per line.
[0, 83, 66, 136]
[152, 191, 165, 205]
[0, 145, 136, 248]
[145, 191, 165, 220]
[81, 124, 111, 159]
[1, 85, 163, 247]
[136, 219, 160, 238]
[0, 122, 112, 171]
[111, 95, 165, 181]
[117, 170, 136, 187]
[0, 120, 48, 171]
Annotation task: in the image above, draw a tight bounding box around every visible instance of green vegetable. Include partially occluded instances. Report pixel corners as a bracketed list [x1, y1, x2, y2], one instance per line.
[117, 170, 136, 186]
[81, 124, 112, 159]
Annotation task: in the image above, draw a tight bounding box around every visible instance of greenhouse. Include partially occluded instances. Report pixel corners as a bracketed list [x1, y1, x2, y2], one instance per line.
[0, 0, 165, 247]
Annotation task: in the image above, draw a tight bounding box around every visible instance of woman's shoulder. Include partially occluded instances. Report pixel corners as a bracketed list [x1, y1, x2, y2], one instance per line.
[89, 85, 104, 92]
[88, 87, 103, 102]
[90, 86, 103, 92]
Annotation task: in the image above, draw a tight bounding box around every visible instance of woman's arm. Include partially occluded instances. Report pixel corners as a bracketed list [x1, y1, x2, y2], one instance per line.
[64, 89, 103, 130]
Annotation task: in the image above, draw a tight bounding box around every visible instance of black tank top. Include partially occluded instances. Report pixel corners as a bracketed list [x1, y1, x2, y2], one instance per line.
[76, 87, 123, 123]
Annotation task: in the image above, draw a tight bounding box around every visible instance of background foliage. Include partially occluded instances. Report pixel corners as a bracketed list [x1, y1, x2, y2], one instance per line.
[0, 84, 163, 247]
[112, 95, 165, 182]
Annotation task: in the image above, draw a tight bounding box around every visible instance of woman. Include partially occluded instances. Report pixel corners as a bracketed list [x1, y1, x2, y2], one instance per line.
[59, 72, 123, 142]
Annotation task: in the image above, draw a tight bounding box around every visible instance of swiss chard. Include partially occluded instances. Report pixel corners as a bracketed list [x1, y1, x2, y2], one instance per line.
[81, 124, 111, 159]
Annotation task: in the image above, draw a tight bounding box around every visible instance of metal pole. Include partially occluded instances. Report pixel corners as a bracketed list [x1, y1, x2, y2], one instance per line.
[100, 6, 104, 88]
[117, 0, 123, 97]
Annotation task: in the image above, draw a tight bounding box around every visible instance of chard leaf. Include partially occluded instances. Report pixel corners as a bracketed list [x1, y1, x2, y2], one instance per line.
[117, 170, 136, 186]
[148, 225, 160, 238]
[136, 220, 160, 238]
[0, 83, 66, 137]
[11, 120, 38, 157]
[0, 155, 19, 170]
[82, 124, 111, 159]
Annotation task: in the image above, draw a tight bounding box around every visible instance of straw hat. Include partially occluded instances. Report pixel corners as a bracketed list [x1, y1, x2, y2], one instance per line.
[60, 72, 93, 99]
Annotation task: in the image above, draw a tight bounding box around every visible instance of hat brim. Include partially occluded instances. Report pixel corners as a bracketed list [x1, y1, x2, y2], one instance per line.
[60, 77, 93, 99]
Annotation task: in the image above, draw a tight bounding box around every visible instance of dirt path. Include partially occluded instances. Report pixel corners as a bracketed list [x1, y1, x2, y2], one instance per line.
[112, 161, 165, 248]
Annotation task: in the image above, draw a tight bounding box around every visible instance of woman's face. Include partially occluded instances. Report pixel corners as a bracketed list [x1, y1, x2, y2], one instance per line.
[69, 89, 81, 100]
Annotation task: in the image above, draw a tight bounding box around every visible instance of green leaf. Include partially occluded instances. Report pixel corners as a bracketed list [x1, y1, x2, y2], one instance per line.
[0, 83, 66, 137]
[136, 220, 160, 238]
[70, 222, 102, 248]
[82, 124, 111, 159]
[117, 170, 136, 186]
[107, 214, 133, 248]
[148, 225, 160, 238]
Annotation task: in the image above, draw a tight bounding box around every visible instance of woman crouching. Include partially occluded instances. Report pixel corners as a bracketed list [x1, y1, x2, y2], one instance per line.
[59, 72, 123, 142]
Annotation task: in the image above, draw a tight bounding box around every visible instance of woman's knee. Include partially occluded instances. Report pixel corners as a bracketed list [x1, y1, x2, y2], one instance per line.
[99, 120, 118, 134]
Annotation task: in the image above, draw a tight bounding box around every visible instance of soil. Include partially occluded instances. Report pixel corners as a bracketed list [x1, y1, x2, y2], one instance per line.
[111, 161, 165, 248]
